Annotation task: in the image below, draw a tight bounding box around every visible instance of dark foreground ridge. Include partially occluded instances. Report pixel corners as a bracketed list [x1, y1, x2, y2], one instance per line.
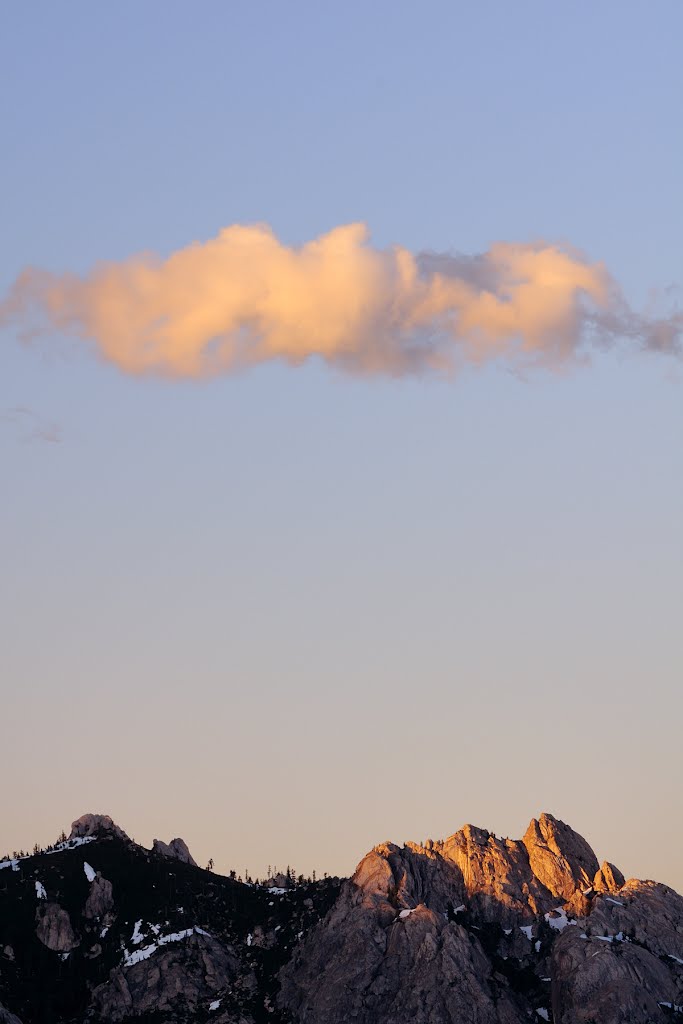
[0, 812, 681, 1023]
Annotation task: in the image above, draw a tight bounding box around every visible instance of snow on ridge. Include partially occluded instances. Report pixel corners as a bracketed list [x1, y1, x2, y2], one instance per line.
[122, 925, 211, 967]
[1, 834, 96, 872]
[46, 836, 96, 855]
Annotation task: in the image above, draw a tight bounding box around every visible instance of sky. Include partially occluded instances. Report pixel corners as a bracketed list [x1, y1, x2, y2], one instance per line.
[1, 1, 682, 890]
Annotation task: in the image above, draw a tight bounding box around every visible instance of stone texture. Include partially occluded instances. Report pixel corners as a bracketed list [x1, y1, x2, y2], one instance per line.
[35, 903, 79, 952]
[92, 931, 243, 1021]
[280, 886, 524, 1024]
[551, 927, 678, 1023]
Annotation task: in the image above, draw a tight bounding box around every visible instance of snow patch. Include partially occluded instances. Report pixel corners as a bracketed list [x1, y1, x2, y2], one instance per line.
[83, 862, 96, 883]
[46, 836, 96, 855]
[268, 887, 287, 895]
[536, 1011, 549, 1022]
[520, 925, 533, 940]
[209, 1001, 221, 1012]
[605, 897, 623, 906]
[123, 926, 206, 967]
[667, 953, 683, 965]
[399, 909, 414, 920]
[35, 880, 47, 900]
[544, 907, 576, 933]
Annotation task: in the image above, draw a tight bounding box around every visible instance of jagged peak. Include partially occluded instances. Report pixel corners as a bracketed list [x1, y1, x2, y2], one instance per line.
[522, 812, 599, 898]
[593, 859, 626, 893]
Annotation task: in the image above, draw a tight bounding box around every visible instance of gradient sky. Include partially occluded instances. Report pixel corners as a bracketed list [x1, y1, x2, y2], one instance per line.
[2, 1, 682, 890]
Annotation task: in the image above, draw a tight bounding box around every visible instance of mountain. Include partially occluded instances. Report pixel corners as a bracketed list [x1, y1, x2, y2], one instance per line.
[0, 812, 681, 1023]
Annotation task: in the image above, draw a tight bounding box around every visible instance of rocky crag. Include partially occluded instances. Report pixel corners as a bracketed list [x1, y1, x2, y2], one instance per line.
[0, 812, 681, 1023]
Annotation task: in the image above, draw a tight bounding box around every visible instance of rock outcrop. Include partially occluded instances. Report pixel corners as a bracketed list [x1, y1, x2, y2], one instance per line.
[35, 903, 79, 952]
[152, 837, 197, 867]
[83, 873, 114, 919]
[91, 932, 242, 1021]
[69, 813, 129, 842]
[593, 860, 626, 893]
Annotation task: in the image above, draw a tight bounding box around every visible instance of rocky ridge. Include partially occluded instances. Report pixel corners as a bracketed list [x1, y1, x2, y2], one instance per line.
[0, 811, 681, 1023]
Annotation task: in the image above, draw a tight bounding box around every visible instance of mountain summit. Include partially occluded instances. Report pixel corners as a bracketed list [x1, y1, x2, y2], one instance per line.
[0, 812, 681, 1023]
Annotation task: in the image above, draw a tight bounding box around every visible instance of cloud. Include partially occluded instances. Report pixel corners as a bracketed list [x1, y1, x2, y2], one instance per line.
[1, 223, 680, 378]
[0, 406, 61, 444]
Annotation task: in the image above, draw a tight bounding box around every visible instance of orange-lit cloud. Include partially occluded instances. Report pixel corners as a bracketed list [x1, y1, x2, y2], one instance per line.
[1, 223, 680, 377]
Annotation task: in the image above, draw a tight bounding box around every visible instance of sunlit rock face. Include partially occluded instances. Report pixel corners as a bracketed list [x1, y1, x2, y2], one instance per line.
[593, 860, 626, 893]
[522, 813, 600, 899]
[279, 814, 683, 1024]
